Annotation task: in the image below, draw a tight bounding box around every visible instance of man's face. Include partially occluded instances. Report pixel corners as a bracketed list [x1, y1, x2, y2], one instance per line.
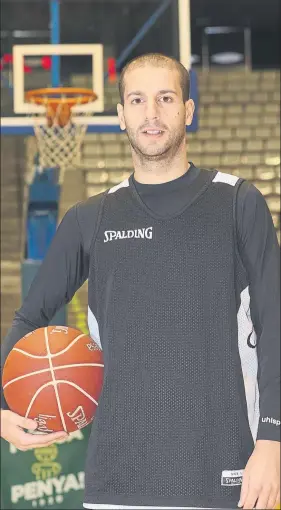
[117, 65, 194, 160]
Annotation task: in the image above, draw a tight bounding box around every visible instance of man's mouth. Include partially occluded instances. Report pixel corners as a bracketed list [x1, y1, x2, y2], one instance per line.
[142, 129, 164, 135]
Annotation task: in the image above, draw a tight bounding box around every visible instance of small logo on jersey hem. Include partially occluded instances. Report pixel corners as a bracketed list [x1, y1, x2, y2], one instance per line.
[221, 469, 244, 486]
[104, 227, 153, 243]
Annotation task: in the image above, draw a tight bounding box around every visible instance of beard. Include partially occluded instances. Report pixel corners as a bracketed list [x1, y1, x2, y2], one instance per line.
[125, 122, 186, 162]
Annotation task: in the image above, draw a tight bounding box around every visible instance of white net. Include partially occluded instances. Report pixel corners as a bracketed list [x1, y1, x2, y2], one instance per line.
[33, 120, 88, 181]
[28, 91, 96, 184]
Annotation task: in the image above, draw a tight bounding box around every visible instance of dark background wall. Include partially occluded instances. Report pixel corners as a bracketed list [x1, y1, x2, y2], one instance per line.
[1, 0, 280, 68]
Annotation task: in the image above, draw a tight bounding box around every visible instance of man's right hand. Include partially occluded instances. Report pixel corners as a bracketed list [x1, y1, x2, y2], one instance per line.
[1, 409, 68, 450]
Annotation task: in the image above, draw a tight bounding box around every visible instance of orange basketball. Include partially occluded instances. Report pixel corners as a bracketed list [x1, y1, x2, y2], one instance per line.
[2, 326, 104, 433]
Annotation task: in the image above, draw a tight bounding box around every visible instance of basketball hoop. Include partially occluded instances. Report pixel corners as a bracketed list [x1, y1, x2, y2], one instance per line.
[25, 87, 98, 182]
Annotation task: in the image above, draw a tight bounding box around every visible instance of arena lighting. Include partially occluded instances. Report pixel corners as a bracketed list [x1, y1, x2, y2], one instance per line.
[204, 26, 241, 35]
[211, 52, 244, 64]
[191, 54, 200, 64]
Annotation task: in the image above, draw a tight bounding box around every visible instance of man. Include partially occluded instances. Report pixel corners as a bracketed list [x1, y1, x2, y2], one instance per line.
[1, 53, 280, 510]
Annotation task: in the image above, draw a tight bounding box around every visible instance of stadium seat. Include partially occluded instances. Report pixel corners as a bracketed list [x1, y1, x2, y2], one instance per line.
[225, 116, 242, 127]
[235, 127, 253, 139]
[234, 92, 251, 103]
[225, 105, 244, 115]
[264, 115, 278, 126]
[226, 140, 244, 152]
[255, 166, 277, 180]
[255, 127, 273, 139]
[246, 139, 264, 152]
[202, 116, 224, 127]
[264, 103, 280, 114]
[204, 140, 224, 153]
[241, 153, 262, 165]
[252, 180, 273, 196]
[83, 144, 104, 157]
[245, 104, 262, 114]
[188, 140, 202, 153]
[87, 184, 108, 197]
[101, 143, 123, 156]
[243, 115, 260, 126]
[195, 128, 213, 140]
[264, 154, 280, 166]
[108, 170, 131, 184]
[265, 139, 280, 151]
[231, 167, 254, 180]
[218, 93, 236, 103]
[216, 128, 233, 139]
[200, 155, 222, 167]
[86, 171, 109, 184]
[253, 92, 270, 102]
[208, 105, 224, 115]
[200, 93, 217, 105]
[221, 154, 242, 166]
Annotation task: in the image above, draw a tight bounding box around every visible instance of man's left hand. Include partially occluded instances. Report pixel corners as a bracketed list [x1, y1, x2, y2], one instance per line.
[238, 440, 280, 509]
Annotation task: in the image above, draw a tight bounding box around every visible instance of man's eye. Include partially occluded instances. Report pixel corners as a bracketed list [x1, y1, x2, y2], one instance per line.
[131, 98, 143, 104]
[160, 96, 173, 103]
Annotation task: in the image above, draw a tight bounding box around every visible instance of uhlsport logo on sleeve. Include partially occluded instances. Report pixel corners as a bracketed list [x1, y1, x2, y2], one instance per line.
[261, 416, 280, 426]
[104, 227, 153, 243]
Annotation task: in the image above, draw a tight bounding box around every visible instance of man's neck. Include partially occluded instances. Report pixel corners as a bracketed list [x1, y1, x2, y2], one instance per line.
[132, 146, 190, 185]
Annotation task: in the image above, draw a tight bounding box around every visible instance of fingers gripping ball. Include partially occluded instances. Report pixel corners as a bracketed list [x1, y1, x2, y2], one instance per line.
[3, 326, 104, 433]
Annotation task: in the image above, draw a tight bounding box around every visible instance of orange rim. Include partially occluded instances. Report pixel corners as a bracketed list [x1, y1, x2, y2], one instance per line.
[25, 87, 98, 106]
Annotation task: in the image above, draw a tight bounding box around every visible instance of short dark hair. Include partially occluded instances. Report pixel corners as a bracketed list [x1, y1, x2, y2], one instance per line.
[118, 53, 190, 105]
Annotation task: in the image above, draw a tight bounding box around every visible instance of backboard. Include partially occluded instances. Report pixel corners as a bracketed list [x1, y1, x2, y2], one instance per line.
[1, 0, 198, 135]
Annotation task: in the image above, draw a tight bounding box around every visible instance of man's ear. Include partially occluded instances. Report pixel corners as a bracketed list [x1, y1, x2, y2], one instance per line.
[117, 103, 126, 131]
[185, 99, 195, 126]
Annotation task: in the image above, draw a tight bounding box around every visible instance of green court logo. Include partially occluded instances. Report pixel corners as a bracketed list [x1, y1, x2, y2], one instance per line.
[31, 445, 62, 481]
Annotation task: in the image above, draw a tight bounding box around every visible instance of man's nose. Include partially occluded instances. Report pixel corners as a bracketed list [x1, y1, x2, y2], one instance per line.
[145, 99, 159, 121]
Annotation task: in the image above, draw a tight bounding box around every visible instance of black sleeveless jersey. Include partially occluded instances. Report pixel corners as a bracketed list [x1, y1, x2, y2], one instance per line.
[84, 169, 254, 509]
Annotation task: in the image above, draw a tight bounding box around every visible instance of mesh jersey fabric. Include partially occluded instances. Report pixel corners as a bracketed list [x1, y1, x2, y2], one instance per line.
[84, 169, 255, 509]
